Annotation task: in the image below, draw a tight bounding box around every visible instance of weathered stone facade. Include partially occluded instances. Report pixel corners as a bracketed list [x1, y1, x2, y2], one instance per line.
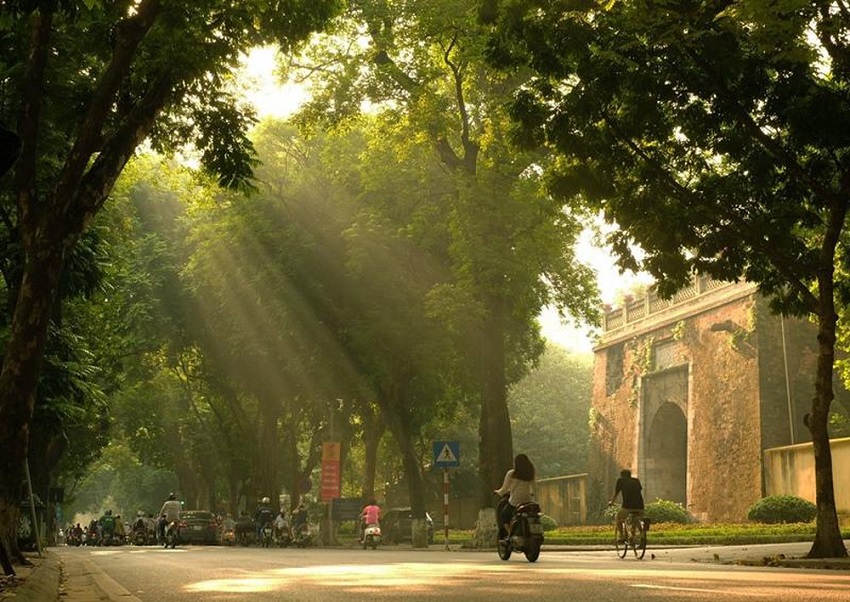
[589, 278, 830, 522]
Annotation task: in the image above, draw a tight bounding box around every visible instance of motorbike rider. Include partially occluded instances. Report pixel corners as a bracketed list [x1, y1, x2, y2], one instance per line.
[114, 515, 126, 544]
[132, 511, 151, 543]
[255, 497, 274, 542]
[493, 453, 537, 539]
[158, 492, 182, 541]
[359, 498, 382, 542]
[290, 502, 309, 538]
[235, 510, 254, 545]
[133, 510, 147, 531]
[291, 502, 307, 527]
[273, 510, 291, 541]
[98, 509, 116, 544]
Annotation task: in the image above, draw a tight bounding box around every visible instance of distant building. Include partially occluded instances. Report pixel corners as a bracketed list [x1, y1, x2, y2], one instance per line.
[588, 277, 849, 522]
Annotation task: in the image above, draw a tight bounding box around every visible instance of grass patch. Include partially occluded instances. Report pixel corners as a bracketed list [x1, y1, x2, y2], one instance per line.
[444, 522, 850, 547]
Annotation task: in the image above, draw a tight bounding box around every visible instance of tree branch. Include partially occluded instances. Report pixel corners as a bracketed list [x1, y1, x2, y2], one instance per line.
[682, 43, 841, 207]
[14, 6, 53, 237]
[604, 112, 821, 313]
[442, 35, 479, 174]
[55, 0, 162, 207]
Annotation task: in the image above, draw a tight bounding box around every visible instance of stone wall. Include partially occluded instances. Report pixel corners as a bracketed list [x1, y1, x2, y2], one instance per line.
[755, 301, 818, 450]
[683, 295, 763, 522]
[590, 283, 784, 522]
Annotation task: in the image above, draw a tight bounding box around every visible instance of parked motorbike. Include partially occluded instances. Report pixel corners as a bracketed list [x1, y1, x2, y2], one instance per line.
[361, 523, 382, 550]
[496, 497, 544, 563]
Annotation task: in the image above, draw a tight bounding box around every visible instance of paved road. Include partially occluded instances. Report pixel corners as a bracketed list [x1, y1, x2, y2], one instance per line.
[54, 544, 850, 602]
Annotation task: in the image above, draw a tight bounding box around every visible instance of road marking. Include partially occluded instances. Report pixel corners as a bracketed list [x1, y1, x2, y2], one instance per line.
[631, 584, 769, 596]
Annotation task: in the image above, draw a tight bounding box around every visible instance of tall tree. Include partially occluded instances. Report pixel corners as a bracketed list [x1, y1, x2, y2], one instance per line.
[487, 0, 849, 558]
[293, 0, 598, 511]
[0, 0, 339, 565]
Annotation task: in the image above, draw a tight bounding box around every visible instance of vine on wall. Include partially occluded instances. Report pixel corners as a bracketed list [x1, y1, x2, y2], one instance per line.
[626, 336, 654, 408]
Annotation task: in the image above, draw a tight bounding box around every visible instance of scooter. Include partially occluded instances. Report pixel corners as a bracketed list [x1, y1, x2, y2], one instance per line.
[292, 522, 312, 548]
[259, 522, 273, 548]
[132, 524, 150, 546]
[361, 523, 381, 550]
[163, 520, 185, 549]
[497, 497, 544, 563]
[273, 525, 292, 548]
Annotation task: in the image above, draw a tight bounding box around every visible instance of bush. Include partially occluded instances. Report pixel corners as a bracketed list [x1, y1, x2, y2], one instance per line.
[747, 495, 816, 524]
[540, 514, 558, 532]
[644, 499, 692, 524]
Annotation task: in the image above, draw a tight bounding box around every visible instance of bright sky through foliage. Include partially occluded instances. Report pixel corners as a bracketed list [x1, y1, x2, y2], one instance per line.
[240, 47, 651, 353]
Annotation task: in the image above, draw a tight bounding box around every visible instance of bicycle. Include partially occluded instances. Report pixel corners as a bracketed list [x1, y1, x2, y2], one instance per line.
[615, 511, 647, 559]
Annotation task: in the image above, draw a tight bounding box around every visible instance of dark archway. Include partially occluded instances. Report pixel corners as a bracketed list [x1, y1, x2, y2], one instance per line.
[645, 402, 687, 504]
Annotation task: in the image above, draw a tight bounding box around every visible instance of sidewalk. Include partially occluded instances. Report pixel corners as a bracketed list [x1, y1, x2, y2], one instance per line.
[2, 541, 848, 602]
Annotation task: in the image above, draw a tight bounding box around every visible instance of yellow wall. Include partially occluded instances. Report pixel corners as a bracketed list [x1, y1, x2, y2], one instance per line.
[763, 437, 850, 521]
[536, 474, 587, 525]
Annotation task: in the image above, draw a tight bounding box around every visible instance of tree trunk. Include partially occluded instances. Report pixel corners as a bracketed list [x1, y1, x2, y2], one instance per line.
[806, 276, 848, 558]
[381, 387, 428, 548]
[256, 398, 281, 503]
[477, 297, 513, 508]
[393, 420, 428, 548]
[361, 409, 384, 501]
[0, 246, 65, 566]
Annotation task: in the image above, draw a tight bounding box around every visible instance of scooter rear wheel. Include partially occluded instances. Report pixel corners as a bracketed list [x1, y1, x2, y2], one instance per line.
[524, 539, 541, 562]
[497, 538, 512, 561]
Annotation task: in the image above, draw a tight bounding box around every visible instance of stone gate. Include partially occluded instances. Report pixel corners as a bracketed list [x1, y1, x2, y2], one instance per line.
[588, 277, 850, 522]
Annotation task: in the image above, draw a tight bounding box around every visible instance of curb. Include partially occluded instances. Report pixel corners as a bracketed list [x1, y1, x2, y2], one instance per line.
[2, 552, 60, 602]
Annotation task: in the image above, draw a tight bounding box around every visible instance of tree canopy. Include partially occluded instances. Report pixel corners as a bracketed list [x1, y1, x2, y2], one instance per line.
[290, 0, 599, 510]
[0, 0, 340, 568]
[485, 0, 850, 558]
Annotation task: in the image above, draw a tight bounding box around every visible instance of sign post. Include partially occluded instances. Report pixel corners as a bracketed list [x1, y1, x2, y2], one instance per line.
[322, 441, 341, 546]
[321, 442, 341, 501]
[432, 440, 460, 550]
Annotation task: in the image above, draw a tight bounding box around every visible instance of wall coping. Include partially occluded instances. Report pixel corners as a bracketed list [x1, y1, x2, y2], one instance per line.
[764, 436, 850, 454]
[596, 278, 758, 351]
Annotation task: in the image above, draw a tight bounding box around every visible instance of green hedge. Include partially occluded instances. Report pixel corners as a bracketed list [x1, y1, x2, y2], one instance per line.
[540, 514, 558, 532]
[747, 495, 816, 524]
[644, 499, 692, 524]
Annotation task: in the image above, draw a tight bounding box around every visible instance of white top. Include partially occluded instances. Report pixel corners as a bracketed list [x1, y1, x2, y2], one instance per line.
[273, 515, 289, 529]
[159, 500, 181, 522]
[495, 469, 536, 507]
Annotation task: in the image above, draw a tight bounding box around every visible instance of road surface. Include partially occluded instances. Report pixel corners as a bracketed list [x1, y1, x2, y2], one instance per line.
[54, 544, 850, 602]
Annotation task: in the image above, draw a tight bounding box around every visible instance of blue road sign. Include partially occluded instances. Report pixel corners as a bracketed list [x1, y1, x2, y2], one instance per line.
[433, 441, 460, 468]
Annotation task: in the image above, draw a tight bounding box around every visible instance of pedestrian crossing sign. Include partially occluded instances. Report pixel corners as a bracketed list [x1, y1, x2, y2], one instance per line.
[433, 440, 460, 468]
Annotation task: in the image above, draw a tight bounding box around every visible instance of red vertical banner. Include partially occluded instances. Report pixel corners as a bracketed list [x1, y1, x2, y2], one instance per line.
[321, 442, 341, 501]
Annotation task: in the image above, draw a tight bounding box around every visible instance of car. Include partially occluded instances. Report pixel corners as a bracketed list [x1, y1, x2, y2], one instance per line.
[179, 510, 219, 545]
[382, 507, 434, 544]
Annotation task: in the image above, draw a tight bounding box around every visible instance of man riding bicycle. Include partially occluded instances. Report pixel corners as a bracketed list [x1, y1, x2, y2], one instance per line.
[609, 469, 644, 542]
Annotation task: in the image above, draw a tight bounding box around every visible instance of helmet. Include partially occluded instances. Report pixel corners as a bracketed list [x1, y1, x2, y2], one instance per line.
[137, 510, 144, 517]
[261, 497, 270, 504]
[168, 492, 176, 500]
